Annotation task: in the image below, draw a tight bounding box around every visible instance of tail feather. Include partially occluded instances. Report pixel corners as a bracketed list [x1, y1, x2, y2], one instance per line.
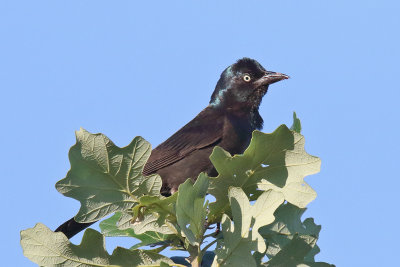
[55, 217, 96, 239]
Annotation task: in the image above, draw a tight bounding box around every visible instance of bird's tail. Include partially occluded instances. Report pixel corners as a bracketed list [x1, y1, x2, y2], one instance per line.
[55, 217, 96, 239]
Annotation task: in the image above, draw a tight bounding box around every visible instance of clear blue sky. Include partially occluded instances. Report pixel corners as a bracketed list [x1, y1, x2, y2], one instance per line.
[1, 1, 399, 266]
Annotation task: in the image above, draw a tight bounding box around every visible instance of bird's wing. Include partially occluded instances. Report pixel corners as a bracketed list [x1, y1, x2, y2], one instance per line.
[143, 107, 224, 175]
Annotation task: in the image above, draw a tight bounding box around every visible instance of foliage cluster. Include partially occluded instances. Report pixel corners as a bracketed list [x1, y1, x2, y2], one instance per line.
[20, 113, 333, 266]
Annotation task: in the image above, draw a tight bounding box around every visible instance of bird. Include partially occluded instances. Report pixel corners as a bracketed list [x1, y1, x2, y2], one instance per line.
[55, 57, 289, 239]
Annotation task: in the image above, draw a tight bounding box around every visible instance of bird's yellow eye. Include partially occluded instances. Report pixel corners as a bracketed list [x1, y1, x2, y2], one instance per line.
[243, 74, 251, 82]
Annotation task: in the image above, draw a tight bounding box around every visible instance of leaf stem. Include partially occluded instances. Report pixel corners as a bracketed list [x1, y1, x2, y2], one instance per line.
[203, 232, 216, 239]
[201, 238, 219, 254]
[147, 243, 169, 253]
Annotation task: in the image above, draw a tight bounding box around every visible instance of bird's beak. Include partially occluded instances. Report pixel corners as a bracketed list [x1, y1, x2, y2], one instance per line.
[254, 71, 290, 87]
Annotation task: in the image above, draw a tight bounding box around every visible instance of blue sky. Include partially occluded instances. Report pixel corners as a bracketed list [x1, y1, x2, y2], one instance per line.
[1, 1, 399, 266]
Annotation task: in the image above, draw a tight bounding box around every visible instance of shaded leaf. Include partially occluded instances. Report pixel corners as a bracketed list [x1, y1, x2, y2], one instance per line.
[100, 212, 136, 237]
[130, 194, 179, 235]
[100, 212, 172, 249]
[56, 129, 162, 222]
[100, 194, 181, 243]
[20, 223, 174, 267]
[259, 203, 321, 260]
[131, 194, 178, 228]
[290, 111, 302, 133]
[132, 211, 177, 235]
[176, 173, 209, 246]
[265, 234, 333, 267]
[213, 188, 284, 267]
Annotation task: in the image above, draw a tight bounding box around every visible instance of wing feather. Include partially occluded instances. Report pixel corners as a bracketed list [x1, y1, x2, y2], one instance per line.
[143, 107, 224, 175]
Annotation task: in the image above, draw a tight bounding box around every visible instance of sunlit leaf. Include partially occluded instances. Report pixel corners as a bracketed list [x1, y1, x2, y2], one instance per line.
[20, 223, 173, 266]
[208, 125, 320, 222]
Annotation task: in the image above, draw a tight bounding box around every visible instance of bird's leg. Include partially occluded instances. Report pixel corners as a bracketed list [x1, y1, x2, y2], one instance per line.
[202, 221, 221, 239]
[215, 222, 221, 236]
[204, 221, 213, 230]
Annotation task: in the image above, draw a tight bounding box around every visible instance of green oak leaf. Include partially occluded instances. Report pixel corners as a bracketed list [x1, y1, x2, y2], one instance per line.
[208, 124, 320, 222]
[176, 173, 209, 246]
[20, 223, 174, 267]
[259, 203, 322, 260]
[131, 194, 178, 225]
[117, 210, 178, 236]
[290, 111, 302, 133]
[212, 188, 284, 267]
[100, 212, 136, 237]
[131, 194, 179, 235]
[256, 129, 319, 209]
[265, 234, 334, 267]
[100, 212, 173, 250]
[100, 194, 179, 236]
[55, 128, 161, 223]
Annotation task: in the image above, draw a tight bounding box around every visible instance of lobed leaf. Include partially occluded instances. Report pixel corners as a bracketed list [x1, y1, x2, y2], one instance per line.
[55, 129, 162, 223]
[260, 203, 320, 258]
[212, 188, 284, 267]
[21, 114, 333, 266]
[264, 234, 334, 267]
[256, 130, 319, 209]
[176, 173, 209, 246]
[100, 194, 180, 237]
[130, 194, 179, 235]
[100, 212, 173, 250]
[257, 203, 333, 266]
[208, 125, 320, 222]
[20, 223, 174, 267]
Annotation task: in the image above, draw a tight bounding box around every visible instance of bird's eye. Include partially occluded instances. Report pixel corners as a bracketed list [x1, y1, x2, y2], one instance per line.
[243, 74, 251, 82]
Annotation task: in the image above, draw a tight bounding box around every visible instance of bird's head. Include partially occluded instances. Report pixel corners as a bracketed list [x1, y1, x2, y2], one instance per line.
[210, 58, 289, 109]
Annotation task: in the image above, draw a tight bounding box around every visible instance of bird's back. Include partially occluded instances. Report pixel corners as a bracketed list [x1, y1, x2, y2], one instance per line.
[144, 105, 257, 195]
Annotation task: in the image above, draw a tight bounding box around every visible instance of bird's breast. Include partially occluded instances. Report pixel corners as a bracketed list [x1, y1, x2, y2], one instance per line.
[218, 113, 254, 156]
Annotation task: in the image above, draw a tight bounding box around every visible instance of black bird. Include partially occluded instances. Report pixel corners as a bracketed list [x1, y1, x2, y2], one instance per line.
[55, 58, 289, 239]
